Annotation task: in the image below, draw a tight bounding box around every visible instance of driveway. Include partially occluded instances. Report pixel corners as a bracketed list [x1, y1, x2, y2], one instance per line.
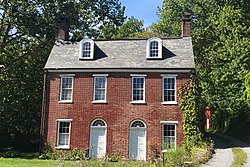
[202, 134, 250, 167]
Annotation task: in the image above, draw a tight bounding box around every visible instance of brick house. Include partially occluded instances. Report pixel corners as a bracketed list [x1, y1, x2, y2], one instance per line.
[41, 15, 195, 160]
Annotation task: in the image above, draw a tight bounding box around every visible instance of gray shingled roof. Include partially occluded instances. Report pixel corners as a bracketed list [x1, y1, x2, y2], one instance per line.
[44, 37, 195, 70]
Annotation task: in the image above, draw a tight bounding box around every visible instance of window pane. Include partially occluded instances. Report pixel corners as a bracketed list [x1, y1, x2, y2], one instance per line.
[150, 41, 159, 57]
[163, 77, 176, 102]
[94, 77, 106, 101]
[132, 77, 144, 101]
[60, 77, 73, 101]
[58, 121, 70, 147]
[82, 42, 91, 57]
[163, 124, 176, 149]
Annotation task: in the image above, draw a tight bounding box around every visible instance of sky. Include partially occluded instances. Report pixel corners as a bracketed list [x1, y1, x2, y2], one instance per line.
[120, 0, 163, 27]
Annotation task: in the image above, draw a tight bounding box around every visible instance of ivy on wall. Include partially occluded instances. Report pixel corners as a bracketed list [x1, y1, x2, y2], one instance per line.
[179, 78, 203, 149]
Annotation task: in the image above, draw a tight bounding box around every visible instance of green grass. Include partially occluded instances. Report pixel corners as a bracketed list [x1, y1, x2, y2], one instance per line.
[231, 147, 247, 167]
[0, 158, 55, 167]
[0, 158, 160, 167]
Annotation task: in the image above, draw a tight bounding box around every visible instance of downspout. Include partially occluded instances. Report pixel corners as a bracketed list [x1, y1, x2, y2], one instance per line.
[39, 69, 48, 153]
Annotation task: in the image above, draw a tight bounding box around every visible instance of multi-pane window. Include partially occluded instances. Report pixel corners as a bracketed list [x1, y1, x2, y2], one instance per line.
[94, 76, 107, 102]
[79, 39, 94, 59]
[146, 37, 162, 59]
[163, 77, 176, 103]
[162, 124, 176, 150]
[57, 120, 71, 148]
[82, 42, 91, 57]
[132, 77, 145, 102]
[149, 41, 159, 57]
[60, 77, 73, 102]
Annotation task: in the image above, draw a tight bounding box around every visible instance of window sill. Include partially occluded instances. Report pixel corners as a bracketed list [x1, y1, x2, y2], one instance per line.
[92, 100, 108, 104]
[55, 146, 70, 150]
[161, 101, 177, 105]
[79, 57, 93, 60]
[130, 101, 146, 104]
[58, 101, 73, 104]
[146, 57, 162, 60]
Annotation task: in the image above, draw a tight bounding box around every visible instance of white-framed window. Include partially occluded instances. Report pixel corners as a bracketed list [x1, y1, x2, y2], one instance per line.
[56, 119, 72, 149]
[59, 74, 74, 103]
[161, 121, 177, 150]
[130, 74, 146, 103]
[93, 74, 108, 103]
[162, 74, 177, 104]
[79, 39, 94, 59]
[146, 37, 162, 59]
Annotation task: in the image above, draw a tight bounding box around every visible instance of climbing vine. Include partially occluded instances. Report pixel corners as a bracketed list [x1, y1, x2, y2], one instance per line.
[179, 78, 203, 149]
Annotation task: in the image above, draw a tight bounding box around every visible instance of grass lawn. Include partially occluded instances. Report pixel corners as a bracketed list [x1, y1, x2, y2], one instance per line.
[0, 158, 56, 167]
[0, 158, 159, 167]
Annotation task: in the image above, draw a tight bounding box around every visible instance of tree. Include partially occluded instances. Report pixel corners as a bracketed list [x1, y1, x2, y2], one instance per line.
[100, 16, 144, 39]
[0, 0, 127, 151]
[155, 0, 250, 132]
[245, 72, 250, 105]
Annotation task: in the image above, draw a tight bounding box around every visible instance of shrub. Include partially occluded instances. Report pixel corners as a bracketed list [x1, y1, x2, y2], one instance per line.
[39, 148, 87, 160]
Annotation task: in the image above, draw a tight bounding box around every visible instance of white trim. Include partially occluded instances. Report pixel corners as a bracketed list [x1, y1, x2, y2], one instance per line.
[161, 122, 177, 150]
[162, 76, 177, 104]
[47, 69, 192, 73]
[89, 119, 107, 158]
[129, 120, 147, 160]
[56, 119, 72, 149]
[93, 76, 107, 102]
[130, 74, 147, 77]
[130, 120, 147, 128]
[59, 76, 74, 102]
[92, 74, 109, 77]
[160, 121, 178, 124]
[91, 118, 107, 127]
[161, 101, 178, 105]
[57, 119, 73, 122]
[79, 39, 94, 59]
[130, 101, 146, 104]
[58, 100, 73, 104]
[146, 37, 162, 59]
[59, 74, 75, 77]
[92, 100, 107, 104]
[131, 76, 145, 102]
[55, 146, 70, 149]
[161, 74, 178, 77]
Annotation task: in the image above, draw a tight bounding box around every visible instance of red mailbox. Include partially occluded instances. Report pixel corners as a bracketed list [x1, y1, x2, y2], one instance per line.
[205, 105, 212, 129]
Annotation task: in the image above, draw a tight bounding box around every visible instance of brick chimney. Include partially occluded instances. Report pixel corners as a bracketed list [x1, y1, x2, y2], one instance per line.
[57, 18, 69, 41]
[181, 14, 191, 37]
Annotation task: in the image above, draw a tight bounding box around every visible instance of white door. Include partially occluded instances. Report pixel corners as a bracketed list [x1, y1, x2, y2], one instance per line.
[129, 120, 146, 160]
[90, 120, 107, 158]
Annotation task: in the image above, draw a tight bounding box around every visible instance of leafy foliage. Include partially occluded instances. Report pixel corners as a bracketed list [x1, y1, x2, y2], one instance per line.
[179, 79, 203, 148]
[155, 0, 250, 132]
[244, 72, 250, 105]
[0, 0, 132, 151]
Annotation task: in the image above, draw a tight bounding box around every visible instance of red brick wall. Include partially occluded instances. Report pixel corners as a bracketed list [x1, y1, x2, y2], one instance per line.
[42, 72, 190, 159]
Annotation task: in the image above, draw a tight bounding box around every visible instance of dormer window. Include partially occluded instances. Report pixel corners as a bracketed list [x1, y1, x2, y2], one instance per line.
[79, 39, 94, 59]
[146, 37, 162, 59]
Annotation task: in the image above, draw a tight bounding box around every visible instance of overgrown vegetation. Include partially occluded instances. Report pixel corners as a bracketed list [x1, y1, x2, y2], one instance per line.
[0, 148, 213, 167]
[231, 147, 247, 167]
[178, 79, 204, 150]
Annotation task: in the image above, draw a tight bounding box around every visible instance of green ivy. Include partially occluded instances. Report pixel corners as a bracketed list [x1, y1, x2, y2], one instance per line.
[179, 78, 203, 150]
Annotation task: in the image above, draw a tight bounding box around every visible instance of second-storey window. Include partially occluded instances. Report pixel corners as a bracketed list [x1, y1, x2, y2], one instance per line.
[162, 75, 177, 104]
[60, 76, 73, 102]
[132, 77, 145, 102]
[93, 74, 108, 102]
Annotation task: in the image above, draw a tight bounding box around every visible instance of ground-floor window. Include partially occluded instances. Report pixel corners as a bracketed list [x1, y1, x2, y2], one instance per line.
[162, 123, 177, 150]
[56, 119, 72, 149]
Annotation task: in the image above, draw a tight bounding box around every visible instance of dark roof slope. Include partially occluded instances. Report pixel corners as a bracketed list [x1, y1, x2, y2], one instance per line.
[44, 37, 195, 70]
